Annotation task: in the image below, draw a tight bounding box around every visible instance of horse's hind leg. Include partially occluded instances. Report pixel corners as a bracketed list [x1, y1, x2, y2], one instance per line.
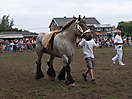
[47, 56, 56, 78]
[36, 48, 44, 79]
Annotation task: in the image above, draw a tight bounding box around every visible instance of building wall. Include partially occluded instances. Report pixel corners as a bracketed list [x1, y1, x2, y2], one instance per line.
[49, 18, 113, 38]
[50, 20, 60, 31]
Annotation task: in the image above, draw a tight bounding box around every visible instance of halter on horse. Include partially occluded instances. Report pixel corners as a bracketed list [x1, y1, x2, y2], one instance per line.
[35, 15, 93, 85]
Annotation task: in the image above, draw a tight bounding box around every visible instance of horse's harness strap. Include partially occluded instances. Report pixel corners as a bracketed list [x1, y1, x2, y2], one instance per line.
[76, 24, 91, 37]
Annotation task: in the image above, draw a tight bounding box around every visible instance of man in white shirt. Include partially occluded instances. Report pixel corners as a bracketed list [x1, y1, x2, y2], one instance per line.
[78, 29, 101, 84]
[112, 30, 125, 65]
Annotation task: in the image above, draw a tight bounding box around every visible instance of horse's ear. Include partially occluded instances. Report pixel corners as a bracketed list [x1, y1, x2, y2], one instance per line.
[83, 16, 86, 19]
[73, 15, 75, 18]
[73, 15, 76, 19]
[78, 15, 81, 21]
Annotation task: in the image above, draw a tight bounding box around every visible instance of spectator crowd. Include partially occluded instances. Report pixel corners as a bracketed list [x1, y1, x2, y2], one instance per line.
[0, 38, 36, 52]
[0, 36, 132, 53]
[76, 36, 132, 47]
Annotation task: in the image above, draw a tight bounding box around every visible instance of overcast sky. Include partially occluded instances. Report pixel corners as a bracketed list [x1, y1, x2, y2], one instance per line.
[0, 0, 132, 33]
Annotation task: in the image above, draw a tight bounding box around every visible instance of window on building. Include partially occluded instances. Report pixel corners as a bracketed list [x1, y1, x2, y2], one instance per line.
[102, 28, 105, 31]
[105, 28, 112, 31]
[96, 28, 101, 31]
[54, 23, 56, 26]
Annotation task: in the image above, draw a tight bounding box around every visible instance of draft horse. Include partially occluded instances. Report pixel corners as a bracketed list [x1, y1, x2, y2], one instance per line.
[35, 15, 93, 85]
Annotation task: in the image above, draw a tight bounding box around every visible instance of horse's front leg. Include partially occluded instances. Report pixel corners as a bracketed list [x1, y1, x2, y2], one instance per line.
[58, 66, 66, 81]
[47, 56, 56, 78]
[65, 63, 75, 85]
[61, 55, 74, 85]
[36, 52, 44, 79]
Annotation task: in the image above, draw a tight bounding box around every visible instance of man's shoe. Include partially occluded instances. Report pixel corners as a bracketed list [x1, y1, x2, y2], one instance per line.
[112, 60, 115, 65]
[82, 73, 87, 81]
[92, 79, 96, 84]
[119, 63, 125, 66]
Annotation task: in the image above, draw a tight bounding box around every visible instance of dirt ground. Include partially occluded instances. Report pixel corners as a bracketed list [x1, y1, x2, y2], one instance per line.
[0, 47, 132, 99]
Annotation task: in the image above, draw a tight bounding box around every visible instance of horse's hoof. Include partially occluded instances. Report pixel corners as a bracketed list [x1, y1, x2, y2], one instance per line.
[58, 77, 65, 81]
[49, 77, 55, 81]
[59, 80, 65, 83]
[47, 71, 56, 78]
[36, 75, 44, 79]
[66, 80, 75, 85]
[70, 83, 75, 87]
[66, 82, 75, 87]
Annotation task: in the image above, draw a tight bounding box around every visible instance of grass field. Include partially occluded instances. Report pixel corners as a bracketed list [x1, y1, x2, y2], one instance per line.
[0, 47, 132, 99]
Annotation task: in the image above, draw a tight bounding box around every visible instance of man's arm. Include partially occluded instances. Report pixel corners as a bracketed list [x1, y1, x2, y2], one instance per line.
[95, 45, 102, 48]
[114, 43, 123, 45]
[77, 44, 81, 47]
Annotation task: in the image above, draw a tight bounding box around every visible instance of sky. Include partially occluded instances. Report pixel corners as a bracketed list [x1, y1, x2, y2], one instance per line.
[0, 0, 132, 33]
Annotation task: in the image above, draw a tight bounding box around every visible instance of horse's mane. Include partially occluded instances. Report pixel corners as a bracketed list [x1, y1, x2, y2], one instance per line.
[55, 17, 77, 34]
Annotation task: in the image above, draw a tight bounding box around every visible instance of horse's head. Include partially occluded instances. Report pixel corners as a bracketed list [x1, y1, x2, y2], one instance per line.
[74, 15, 93, 41]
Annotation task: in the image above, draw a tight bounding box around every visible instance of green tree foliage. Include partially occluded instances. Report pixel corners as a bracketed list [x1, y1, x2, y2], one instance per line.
[0, 15, 32, 33]
[0, 15, 14, 32]
[117, 21, 132, 36]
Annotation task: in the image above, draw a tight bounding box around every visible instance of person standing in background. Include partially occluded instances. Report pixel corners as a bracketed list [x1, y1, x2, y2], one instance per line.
[112, 30, 125, 66]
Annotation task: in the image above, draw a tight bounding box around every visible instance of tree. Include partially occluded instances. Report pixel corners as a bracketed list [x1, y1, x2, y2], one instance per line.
[0, 14, 35, 33]
[117, 21, 132, 36]
[0, 15, 14, 32]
